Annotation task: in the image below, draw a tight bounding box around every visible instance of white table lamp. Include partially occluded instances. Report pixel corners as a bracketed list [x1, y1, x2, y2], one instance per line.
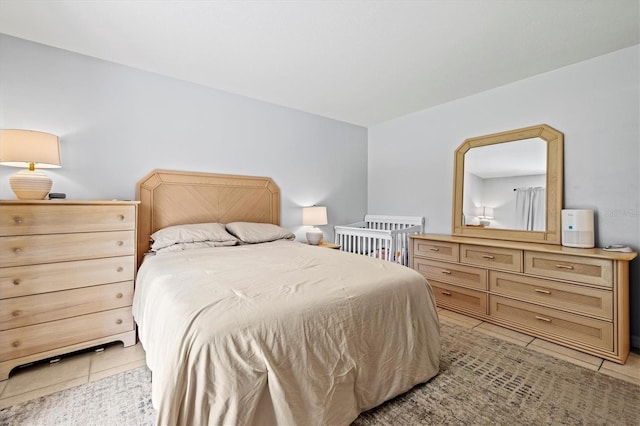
[477, 206, 494, 227]
[303, 206, 328, 245]
[0, 129, 61, 200]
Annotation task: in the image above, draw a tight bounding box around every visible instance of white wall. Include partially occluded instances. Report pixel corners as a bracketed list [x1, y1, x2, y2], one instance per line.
[0, 35, 368, 242]
[369, 46, 640, 347]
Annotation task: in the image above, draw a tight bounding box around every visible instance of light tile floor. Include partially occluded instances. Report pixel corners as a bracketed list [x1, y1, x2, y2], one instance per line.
[0, 341, 146, 409]
[1, 310, 638, 410]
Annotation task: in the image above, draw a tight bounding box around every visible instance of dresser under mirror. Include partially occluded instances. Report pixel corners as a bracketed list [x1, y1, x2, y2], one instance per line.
[410, 125, 637, 364]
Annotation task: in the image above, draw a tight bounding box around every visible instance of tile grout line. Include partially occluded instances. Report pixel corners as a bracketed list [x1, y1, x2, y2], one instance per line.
[87, 354, 96, 381]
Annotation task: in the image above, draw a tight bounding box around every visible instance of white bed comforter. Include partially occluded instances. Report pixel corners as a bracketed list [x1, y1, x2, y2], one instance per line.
[133, 240, 440, 426]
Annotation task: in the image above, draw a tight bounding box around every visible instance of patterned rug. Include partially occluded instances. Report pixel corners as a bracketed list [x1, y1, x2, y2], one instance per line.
[1, 321, 638, 426]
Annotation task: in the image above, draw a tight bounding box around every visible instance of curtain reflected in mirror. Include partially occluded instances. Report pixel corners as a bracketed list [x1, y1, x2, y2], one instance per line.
[515, 187, 545, 231]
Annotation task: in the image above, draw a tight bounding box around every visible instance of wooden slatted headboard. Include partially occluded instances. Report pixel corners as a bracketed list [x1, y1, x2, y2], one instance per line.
[136, 169, 280, 266]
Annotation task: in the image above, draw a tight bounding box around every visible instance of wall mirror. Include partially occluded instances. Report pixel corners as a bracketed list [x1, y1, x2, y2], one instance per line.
[452, 124, 563, 244]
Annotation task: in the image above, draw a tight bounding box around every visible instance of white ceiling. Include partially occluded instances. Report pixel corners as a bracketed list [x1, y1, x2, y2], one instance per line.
[0, 0, 638, 126]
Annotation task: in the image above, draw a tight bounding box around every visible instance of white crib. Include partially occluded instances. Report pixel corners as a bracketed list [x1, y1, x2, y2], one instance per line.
[334, 215, 425, 266]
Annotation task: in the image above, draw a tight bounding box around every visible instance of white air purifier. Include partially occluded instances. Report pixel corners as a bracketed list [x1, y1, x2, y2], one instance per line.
[561, 209, 594, 248]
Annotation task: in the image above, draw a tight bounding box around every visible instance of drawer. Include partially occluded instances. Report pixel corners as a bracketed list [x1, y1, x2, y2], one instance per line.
[460, 244, 522, 272]
[490, 296, 613, 351]
[490, 271, 613, 320]
[524, 252, 613, 288]
[414, 258, 487, 290]
[0, 307, 133, 362]
[0, 256, 135, 299]
[0, 231, 135, 267]
[0, 205, 135, 236]
[430, 280, 487, 315]
[0, 281, 133, 330]
[413, 239, 459, 262]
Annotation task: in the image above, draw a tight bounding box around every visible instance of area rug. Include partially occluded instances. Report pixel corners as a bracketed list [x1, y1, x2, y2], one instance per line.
[1, 320, 638, 426]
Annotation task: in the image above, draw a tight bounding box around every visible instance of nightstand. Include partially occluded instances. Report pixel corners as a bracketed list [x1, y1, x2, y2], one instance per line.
[317, 242, 341, 249]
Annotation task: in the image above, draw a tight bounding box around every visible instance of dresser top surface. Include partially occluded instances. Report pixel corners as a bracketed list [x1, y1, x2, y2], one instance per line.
[411, 233, 637, 261]
[0, 200, 139, 206]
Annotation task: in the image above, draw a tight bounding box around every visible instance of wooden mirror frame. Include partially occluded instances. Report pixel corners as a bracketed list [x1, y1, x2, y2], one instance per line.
[452, 124, 564, 244]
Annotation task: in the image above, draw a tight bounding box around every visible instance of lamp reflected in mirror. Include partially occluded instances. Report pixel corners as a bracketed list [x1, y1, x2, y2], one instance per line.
[476, 206, 494, 227]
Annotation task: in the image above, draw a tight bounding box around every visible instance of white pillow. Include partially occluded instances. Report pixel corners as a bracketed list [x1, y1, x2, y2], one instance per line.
[151, 223, 238, 251]
[225, 222, 295, 244]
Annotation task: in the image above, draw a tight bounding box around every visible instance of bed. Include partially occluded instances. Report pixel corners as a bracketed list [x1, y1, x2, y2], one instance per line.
[132, 169, 441, 425]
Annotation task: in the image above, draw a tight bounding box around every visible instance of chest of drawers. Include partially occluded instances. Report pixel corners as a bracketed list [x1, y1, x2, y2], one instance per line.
[0, 200, 139, 380]
[410, 234, 637, 364]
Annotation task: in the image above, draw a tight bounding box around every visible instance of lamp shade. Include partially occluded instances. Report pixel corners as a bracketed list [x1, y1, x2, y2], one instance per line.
[302, 206, 328, 226]
[0, 129, 61, 168]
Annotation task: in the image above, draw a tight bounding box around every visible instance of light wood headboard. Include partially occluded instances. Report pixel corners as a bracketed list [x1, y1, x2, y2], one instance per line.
[136, 169, 280, 266]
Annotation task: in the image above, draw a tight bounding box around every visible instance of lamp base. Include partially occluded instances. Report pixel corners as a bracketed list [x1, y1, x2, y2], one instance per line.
[479, 219, 491, 227]
[9, 169, 52, 200]
[306, 228, 323, 245]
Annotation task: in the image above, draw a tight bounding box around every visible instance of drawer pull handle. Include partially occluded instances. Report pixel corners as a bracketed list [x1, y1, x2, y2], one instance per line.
[116, 319, 123, 325]
[117, 266, 123, 272]
[13, 216, 23, 224]
[441, 270, 452, 275]
[555, 264, 574, 270]
[441, 291, 452, 296]
[12, 310, 21, 317]
[535, 289, 551, 295]
[118, 214, 125, 220]
[482, 254, 495, 259]
[116, 241, 124, 246]
[116, 293, 123, 299]
[535, 316, 552, 322]
[429, 248, 440, 252]
[13, 278, 21, 286]
[12, 341, 20, 348]
[13, 248, 22, 255]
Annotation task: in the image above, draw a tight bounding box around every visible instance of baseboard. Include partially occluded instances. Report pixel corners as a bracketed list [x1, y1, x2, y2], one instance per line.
[631, 334, 640, 351]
